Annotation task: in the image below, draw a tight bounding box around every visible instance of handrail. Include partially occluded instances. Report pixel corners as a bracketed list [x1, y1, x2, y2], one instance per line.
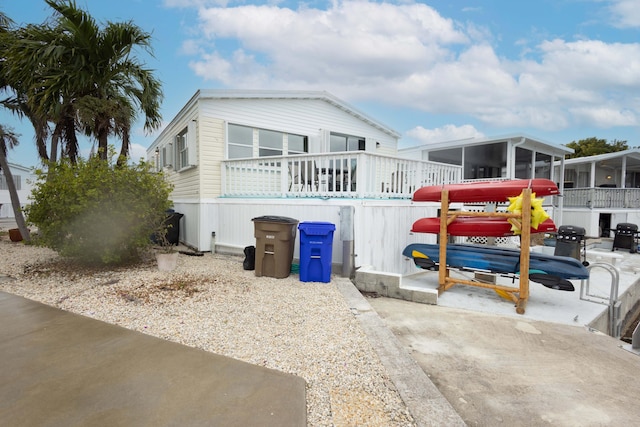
[563, 187, 640, 209]
[581, 262, 622, 337]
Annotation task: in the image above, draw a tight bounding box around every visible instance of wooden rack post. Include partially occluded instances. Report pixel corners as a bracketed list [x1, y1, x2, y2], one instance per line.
[437, 188, 533, 314]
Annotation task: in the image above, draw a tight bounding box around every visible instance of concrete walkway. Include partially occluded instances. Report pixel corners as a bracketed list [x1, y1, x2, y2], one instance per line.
[0, 291, 306, 426]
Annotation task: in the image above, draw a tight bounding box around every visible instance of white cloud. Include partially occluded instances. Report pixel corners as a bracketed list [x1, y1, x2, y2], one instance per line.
[192, 1, 468, 84]
[406, 124, 483, 145]
[607, 0, 640, 28]
[129, 143, 150, 163]
[569, 105, 637, 128]
[178, 0, 640, 132]
[164, 0, 228, 8]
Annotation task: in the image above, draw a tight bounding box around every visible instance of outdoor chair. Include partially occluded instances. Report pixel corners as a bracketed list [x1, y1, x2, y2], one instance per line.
[290, 160, 318, 191]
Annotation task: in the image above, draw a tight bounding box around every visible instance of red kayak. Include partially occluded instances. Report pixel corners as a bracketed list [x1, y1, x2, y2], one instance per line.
[411, 216, 557, 237]
[412, 179, 560, 203]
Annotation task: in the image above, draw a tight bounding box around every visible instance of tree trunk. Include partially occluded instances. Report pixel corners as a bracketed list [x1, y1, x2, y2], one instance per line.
[50, 131, 59, 163]
[98, 125, 109, 160]
[0, 148, 31, 242]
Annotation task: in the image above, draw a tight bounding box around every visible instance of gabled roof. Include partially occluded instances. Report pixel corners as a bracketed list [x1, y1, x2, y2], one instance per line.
[6, 163, 33, 173]
[191, 89, 401, 139]
[400, 133, 573, 156]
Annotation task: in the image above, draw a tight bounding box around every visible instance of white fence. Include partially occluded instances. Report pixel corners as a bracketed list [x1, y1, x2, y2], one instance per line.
[181, 198, 442, 276]
[222, 152, 461, 199]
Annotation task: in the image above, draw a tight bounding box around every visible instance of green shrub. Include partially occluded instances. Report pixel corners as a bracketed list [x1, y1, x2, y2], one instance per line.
[26, 152, 174, 265]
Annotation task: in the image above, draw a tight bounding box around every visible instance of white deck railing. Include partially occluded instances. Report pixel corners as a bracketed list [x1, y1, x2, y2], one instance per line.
[563, 188, 640, 208]
[221, 152, 462, 199]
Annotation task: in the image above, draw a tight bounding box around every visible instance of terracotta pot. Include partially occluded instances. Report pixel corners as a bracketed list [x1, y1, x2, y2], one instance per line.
[155, 252, 179, 271]
[8, 228, 23, 242]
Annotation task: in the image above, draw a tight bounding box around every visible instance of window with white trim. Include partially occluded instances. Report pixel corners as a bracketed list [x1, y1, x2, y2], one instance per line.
[175, 127, 188, 170]
[330, 133, 365, 152]
[227, 123, 308, 159]
[0, 174, 21, 190]
[228, 124, 253, 158]
[288, 134, 307, 155]
[258, 128, 283, 157]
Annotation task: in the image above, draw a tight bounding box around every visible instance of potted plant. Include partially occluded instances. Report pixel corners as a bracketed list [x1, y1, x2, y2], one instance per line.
[8, 228, 23, 242]
[154, 224, 179, 271]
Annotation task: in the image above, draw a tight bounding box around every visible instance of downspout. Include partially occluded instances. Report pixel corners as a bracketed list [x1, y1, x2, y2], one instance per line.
[557, 155, 565, 227]
[507, 137, 527, 179]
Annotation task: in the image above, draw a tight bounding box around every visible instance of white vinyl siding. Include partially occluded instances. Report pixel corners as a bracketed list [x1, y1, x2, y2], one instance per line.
[199, 117, 225, 198]
[199, 98, 397, 155]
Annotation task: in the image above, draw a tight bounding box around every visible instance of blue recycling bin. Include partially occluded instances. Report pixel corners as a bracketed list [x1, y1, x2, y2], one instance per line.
[298, 222, 336, 283]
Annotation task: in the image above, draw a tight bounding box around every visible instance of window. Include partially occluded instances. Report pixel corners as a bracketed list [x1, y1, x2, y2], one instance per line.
[258, 129, 283, 157]
[159, 145, 173, 169]
[227, 123, 308, 159]
[0, 174, 21, 190]
[175, 128, 188, 170]
[535, 152, 552, 179]
[463, 142, 506, 179]
[515, 147, 532, 179]
[429, 148, 462, 166]
[288, 134, 308, 154]
[330, 133, 365, 152]
[228, 124, 253, 159]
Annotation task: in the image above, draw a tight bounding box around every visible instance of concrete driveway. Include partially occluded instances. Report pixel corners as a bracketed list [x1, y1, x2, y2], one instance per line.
[369, 296, 640, 426]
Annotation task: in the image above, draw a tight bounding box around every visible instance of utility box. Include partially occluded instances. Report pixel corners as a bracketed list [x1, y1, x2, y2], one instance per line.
[298, 222, 336, 283]
[612, 223, 638, 253]
[554, 225, 585, 260]
[252, 216, 298, 278]
[165, 211, 184, 245]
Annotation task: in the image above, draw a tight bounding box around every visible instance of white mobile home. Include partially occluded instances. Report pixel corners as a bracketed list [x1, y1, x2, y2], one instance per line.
[148, 90, 460, 275]
[0, 163, 35, 218]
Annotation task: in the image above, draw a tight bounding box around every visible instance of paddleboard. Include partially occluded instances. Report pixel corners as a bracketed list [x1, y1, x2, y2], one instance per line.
[411, 216, 557, 237]
[412, 179, 560, 203]
[402, 243, 589, 280]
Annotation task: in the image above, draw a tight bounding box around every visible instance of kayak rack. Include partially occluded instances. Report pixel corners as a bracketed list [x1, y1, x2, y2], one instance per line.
[438, 188, 532, 314]
[581, 262, 622, 337]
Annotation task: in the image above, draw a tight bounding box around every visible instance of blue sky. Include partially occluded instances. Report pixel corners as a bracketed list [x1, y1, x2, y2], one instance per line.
[2, 0, 640, 167]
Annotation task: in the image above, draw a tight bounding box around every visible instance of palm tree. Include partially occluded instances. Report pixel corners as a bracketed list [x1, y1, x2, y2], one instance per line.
[0, 13, 31, 241]
[40, 0, 163, 163]
[2, 0, 162, 165]
[0, 125, 31, 242]
[1, 21, 61, 163]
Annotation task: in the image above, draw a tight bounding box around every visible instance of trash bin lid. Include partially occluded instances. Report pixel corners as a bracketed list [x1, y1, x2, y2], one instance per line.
[252, 215, 298, 224]
[298, 221, 336, 235]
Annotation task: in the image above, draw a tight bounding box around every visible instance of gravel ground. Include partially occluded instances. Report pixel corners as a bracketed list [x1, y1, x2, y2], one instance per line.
[0, 233, 416, 427]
